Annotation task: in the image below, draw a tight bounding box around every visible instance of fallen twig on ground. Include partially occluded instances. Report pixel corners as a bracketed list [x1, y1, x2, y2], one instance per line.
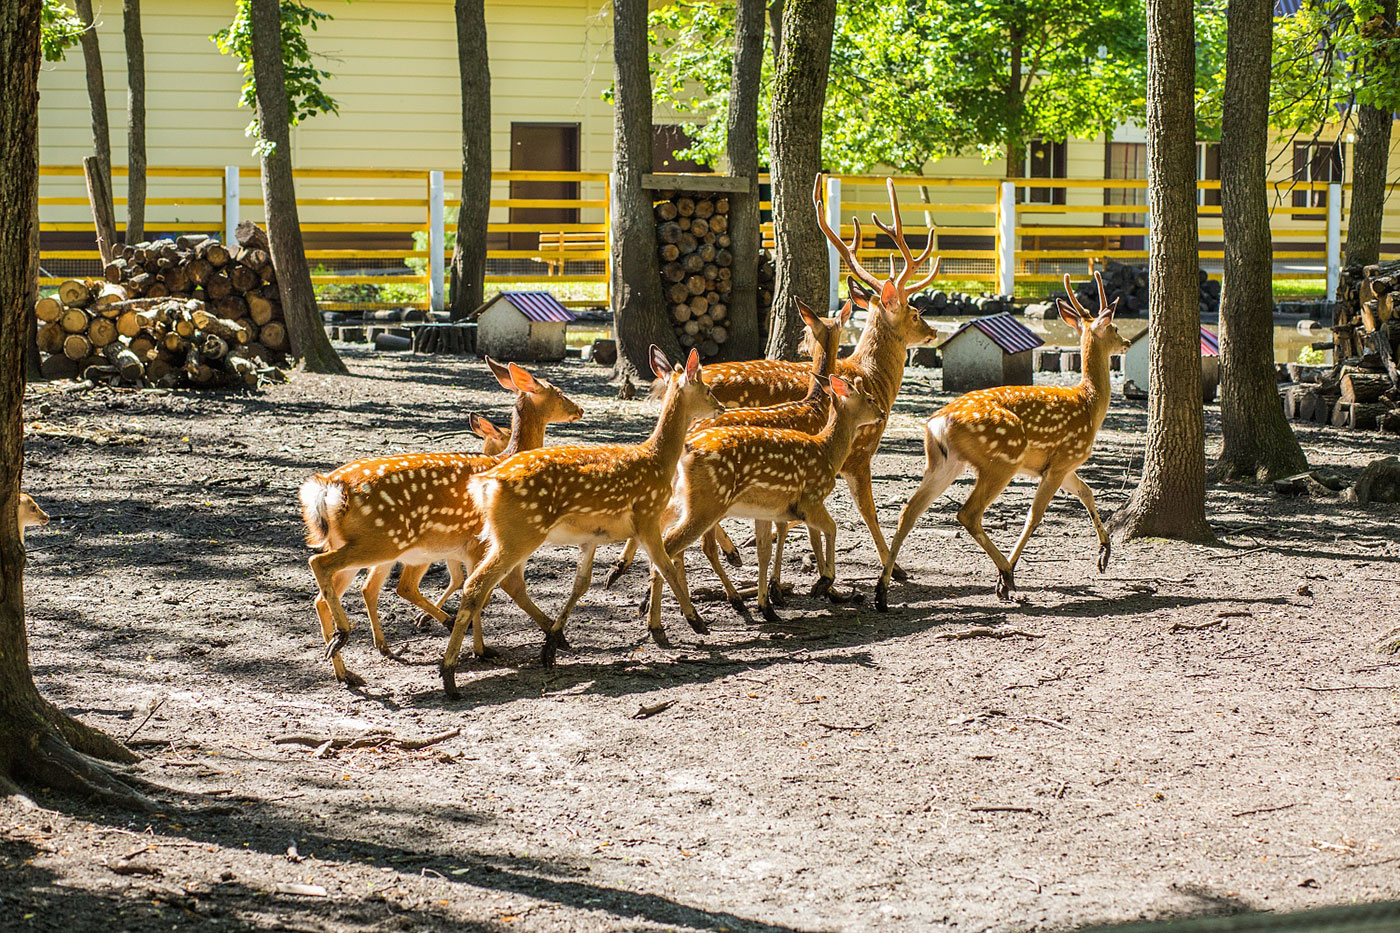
[124, 697, 166, 744]
[1170, 618, 1225, 633]
[816, 721, 875, 732]
[934, 627, 1044, 641]
[273, 728, 460, 752]
[631, 700, 675, 720]
[971, 805, 1040, 815]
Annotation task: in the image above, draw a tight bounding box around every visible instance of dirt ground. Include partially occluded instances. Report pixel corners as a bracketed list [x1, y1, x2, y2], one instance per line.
[4, 346, 1399, 932]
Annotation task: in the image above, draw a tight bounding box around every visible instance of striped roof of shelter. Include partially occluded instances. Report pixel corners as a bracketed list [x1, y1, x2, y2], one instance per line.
[1128, 325, 1220, 356]
[943, 312, 1044, 355]
[497, 291, 576, 323]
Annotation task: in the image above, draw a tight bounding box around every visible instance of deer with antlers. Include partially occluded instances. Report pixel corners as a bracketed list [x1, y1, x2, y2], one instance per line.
[874, 273, 1129, 610]
[299, 359, 584, 687]
[439, 347, 722, 697]
[694, 175, 939, 580]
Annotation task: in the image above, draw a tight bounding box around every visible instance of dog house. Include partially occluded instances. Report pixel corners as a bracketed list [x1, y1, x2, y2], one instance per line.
[472, 291, 575, 362]
[939, 312, 1043, 393]
[1123, 326, 1220, 402]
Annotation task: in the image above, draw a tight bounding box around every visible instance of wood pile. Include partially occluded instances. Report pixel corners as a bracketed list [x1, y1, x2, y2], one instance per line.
[34, 225, 287, 389]
[1051, 259, 1220, 318]
[1282, 260, 1400, 432]
[654, 191, 774, 359]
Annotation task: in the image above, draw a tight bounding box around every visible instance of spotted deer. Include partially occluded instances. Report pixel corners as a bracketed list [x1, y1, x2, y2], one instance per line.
[696, 174, 940, 578]
[875, 273, 1129, 610]
[299, 359, 584, 687]
[439, 348, 723, 697]
[17, 493, 49, 545]
[645, 374, 884, 627]
[607, 294, 856, 600]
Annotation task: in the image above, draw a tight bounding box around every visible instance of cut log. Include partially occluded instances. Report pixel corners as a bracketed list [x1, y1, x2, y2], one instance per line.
[59, 307, 90, 334]
[1340, 372, 1391, 403]
[672, 304, 692, 323]
[40, 353, 79, 380]
[37, 322, 65, 354]
[91, 282, 128, 312]
[104, 259, 126, 283]
[693, 198, 714, 219]
[128, 333, 157, 359]
[201, 334, 230, 361]
[676, 197, 695, 217]
[102, 341, 144, 381]
[662, 261, 686, 283]
[689, 217, 709, 238]
[259, 320, 288, 351]
[58, 279, 91, 307]
[677, 232, 698, 255]
[35, 295, 62, 323]
[194, 239, 230, 268]
[62, 333, 92, 361]
[204, 271, 233, 301]
[234, 220, 271, 252]
[162, 265, 191, 295]
[247, 292, 277, 325]
[229, 264, 260, 293]
[685, 275, 707, 296]
[657, 222, 682, 244]
[86, 317, 118, 349]
[666, 282, 691, 305]
[655, 201, 679, 222]
[659, 244, 680, 263]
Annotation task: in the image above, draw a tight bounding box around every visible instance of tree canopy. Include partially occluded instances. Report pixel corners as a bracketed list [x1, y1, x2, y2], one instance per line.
[40, 0, 83, 61]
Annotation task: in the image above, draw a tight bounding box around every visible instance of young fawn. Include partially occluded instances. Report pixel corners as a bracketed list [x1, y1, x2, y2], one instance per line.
[697, 175, 939, 579]
[17, 493, 49, 545]
[608, 295, 856, 597]
[299, 359, 584, 687]
[646, 374, 884, 626]
[875, 273, 1129, 610]
[440, 348, 723, 696]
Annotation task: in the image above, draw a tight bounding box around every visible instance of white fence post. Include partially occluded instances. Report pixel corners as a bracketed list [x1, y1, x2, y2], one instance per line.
[998, 181, 1016, 297]
[223, 166, 239, 245]
[825, 176, 842, 310]
[429, 170, 446, 313]
[1326, 181, 1341, 301]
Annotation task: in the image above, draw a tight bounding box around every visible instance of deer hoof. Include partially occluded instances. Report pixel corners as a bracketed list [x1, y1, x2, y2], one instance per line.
[875, 579, 889, 613]
[826, 584, 858, 604]
[605, 561, 628, 589]
[759, 602, 782, 624]
[723, 547, 743, 568]
[728, 596, 752, 620]
[473, 645, 500, 661]
[686, 612, 709, 635]
[810, 575, 833, 599]
[339, 668, 366, 689]
[891, 563, 908, 583]
[415, 614, 437, 632]
[375, 640, 393, 659]
[767, 581, 786, 608]
[439, 663, 460, 699]
[650, 627, 672, 649]
[637, 592, 652, 617]
[540, 631, 565, 669]
[995, 570, 1015, 602]
[1097, 540, 1112, 573]
[324, 629, 350, 662]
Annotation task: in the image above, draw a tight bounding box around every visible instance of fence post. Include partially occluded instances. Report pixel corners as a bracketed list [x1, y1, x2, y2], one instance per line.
[223, 166, 239, 245]
[429, 170, 446, 313]
[1326, 181, 1341, 301]
[998, 181, 1016, 297]
[825, 176, 842, 310]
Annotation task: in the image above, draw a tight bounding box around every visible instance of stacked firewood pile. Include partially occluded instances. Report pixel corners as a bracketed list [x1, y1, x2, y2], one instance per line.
[34, 226, 287, 388]
[1281, 260, 1400, 432]
[655, 191, 773, 359]
[1052, 260, 1221, 317]
[910, 290, 1013, 317]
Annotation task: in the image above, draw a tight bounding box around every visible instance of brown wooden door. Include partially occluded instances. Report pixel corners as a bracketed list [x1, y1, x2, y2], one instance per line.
[510, 122, 580, 251]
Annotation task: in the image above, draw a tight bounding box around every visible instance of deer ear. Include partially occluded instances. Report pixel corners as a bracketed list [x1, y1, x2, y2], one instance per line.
[468, 413, 503, 440]
[685, 348, 701, 382]
[847, 276, 871, 304]
[796, 299, 821, 334]
[838, 299, 855, 326]
[880, 279, 899, 310]
[484, 356, 515, 392]
[508, 362, 541, 394]
[828, 374, 851, 398]
[648, 345, 672, 381]
[1056, 299, 1084, 331]
[1098, 298, 1120, 325]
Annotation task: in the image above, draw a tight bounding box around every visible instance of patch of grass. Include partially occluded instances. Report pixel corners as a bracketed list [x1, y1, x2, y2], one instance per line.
[1272, 278, 1327, 299]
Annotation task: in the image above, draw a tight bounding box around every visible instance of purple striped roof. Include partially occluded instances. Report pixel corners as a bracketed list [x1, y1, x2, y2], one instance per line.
[1200, 326, 1219, 357]
[500, 291, 575, 323]
[945, 312, 1044, 355]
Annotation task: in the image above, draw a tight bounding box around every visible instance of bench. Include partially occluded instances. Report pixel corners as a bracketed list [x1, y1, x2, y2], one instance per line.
[536, 231, 606, 275]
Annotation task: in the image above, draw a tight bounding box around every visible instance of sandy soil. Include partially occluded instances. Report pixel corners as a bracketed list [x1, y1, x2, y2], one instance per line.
[4, 347, 1399, 932]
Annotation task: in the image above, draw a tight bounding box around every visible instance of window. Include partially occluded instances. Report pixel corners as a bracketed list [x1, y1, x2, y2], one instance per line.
[1020, 139, 1067, 205]
[1104, 142, 1147, 228]
[1292, 142, 1344, 219]
[1196, 142, 1221, 207]
[653, 125, 711, 173]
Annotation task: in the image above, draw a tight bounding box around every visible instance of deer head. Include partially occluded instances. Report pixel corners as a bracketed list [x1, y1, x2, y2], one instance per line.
[1057, 272, 1129, 356]
[826, 374, 884, 432]
[468, 413, 510, 455]
[484, 356, 585, 425]
[650, 346, 724, 423]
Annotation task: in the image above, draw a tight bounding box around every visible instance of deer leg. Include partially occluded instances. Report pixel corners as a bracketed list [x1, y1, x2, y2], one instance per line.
[956, 470, 1018, 601]
[842, 460, 901, 580]
[428, 559, 468, 629]
[443, 540, 533, 696]
[309, 549, 374, 675]
[1061, 471, 1112, 572]
[639, 522, 708, 638]
[498, 565, 556, 637]
[543, 544, 596, 667]
[754, 521, 780, 623]
[314, 566, 364, 687]
[713, 522, 742, 567]
[803, 501, 843, 601]
[362, 563, 395, 656]
[1006, 471, 1066, 576]
[605, 537, 638, 588]
[876, 434, 963, 611]
[701, 529, 746, 617]
[394, 563, 450, 634]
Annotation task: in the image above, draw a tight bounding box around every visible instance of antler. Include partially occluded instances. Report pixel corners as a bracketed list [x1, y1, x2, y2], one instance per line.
[814, 173, 883, 293]
[1060, 271, 1117, 319]
[872, 178, 939, 294]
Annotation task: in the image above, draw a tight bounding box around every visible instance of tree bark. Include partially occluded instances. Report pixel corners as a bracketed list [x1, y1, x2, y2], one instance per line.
[1343, 0, 1398, 270]
[1112, 0, 1213, 542]
[0, 0, 147, 805]
[1005, 24, 1024, 179]
[448, 0, 489, 321]
[764, 0, 835, 360]
[768, 1, 784, 64]
[1216, 0, 1307, 483]
[249, 0, 346, 374]
[123, 0, 145, 244]
[723, 0, 764, 361]
[72, 0, 112, 197]
[609, 0, 678, 381]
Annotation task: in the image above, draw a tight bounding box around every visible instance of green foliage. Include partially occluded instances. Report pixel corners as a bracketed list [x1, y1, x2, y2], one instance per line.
[1270, 0, 1400, 138]
[212, 0, 339, 154]
[407, 206, 458, 276]
[648, 0, 1147, 173]
[40, 0, 83, 62]
[1296, 344, 1326, 365]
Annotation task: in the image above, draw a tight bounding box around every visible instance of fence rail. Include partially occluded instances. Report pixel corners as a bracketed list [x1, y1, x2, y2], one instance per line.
[37, 166, 1369, 312]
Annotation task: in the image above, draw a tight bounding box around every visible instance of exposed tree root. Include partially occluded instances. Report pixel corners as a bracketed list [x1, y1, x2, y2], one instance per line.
[1, 699, 154, 811]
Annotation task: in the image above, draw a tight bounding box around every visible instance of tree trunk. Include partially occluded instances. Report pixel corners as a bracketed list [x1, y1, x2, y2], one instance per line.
[1112, 0, 1214, 542]
[448, 0, 489, 321]
[723, 0, 764, 361]
[123, 0, 145, 244]
[768, 0, 784, 64]
[1005, 25, 1024, 179]
[609, 0, 678, 381]
[249, 0, 346, 374]
[72, 0, 111, 197]
[1343, 0, 1397, 271]
[764, 0, 835, 360]
[1216, 0, 1308, 483]
[0, 0, 147, 805]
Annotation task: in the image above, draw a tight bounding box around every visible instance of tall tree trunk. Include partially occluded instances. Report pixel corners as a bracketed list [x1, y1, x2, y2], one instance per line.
[122, 0, 145, 244]
[764, 0, 835, 360]
[1112, 0, 1213, 542]
[0, 0, 145, 805]
[25, 182, 40, 381]
[1343, 0, 1398, 270]
[249, 0, 346, 375]
[72, 0, 112, 205]
[723, 0, 764, 361]
[1216, 0, 1307, 483]
[1005, 25, 1024, 179]
[768, 1, 784, 64]
[448, 0, 489, 321]
[609, 0, 678, 381]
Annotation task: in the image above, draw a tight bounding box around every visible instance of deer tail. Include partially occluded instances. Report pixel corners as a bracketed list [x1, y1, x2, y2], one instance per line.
[299, 475, 348, 550]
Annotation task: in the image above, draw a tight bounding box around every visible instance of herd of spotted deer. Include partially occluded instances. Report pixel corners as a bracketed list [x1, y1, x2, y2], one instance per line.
[297, 176, 1130, 698]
